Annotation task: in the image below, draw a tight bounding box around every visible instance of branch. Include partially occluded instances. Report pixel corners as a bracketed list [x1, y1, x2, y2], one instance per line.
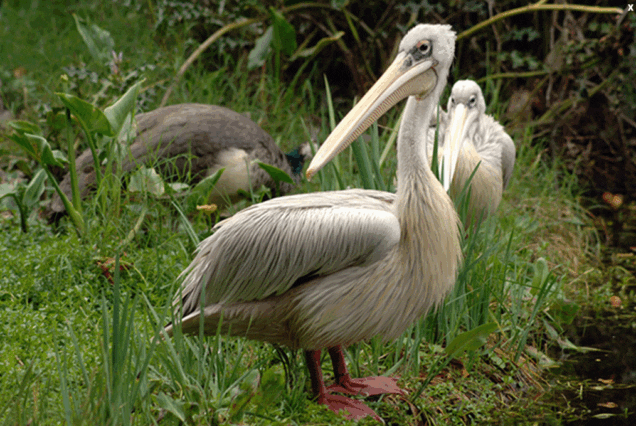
[457, 2, 623, 41]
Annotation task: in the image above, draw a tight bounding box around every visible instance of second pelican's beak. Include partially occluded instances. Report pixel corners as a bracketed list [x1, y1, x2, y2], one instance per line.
[306, 52, 438, 180]
[440, 102, 469, 191]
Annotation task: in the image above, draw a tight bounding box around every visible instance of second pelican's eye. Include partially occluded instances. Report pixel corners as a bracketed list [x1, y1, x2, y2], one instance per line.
[450, 97, 455, 104]
[417, 41, 431, 55]
[469, 96, 476, 107]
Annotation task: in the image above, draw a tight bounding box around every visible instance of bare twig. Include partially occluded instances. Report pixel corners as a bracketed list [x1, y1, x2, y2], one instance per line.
[160, 17, 260, 107]
[457, 2, 623, 41]
[476, 70, 549, 83]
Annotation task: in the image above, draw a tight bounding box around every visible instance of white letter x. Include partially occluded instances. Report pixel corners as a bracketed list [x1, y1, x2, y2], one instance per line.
[629, 4, 634, 11]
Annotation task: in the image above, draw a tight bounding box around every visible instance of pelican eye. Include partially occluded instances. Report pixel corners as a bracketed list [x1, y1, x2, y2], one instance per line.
[410, 40, 432, 60]
[450, 97, 455, 105]
[417, 41, 430, 53]
[469, 96, 476, 107]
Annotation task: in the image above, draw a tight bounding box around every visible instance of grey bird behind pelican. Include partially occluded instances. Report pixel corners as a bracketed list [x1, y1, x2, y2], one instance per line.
[167, 24, 462, 421]
[46, 103, 311, 218]
[431, 80, 516, 227]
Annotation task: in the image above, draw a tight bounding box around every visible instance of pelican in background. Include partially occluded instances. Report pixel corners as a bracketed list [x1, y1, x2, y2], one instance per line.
[432, 80, 516, 227]
[46, 104, 312, 218]
[166, 24, 461, 421]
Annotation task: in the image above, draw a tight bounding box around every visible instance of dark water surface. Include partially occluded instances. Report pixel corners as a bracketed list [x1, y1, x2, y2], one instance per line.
[557, 307, 636, 424]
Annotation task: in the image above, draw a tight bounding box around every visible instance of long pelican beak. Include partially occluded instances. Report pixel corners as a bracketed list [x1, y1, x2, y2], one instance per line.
[306, 52, 438, 180]
[440, 103, 469, 191]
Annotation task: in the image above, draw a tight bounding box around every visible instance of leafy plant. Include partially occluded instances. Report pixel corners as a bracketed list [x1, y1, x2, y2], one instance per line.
[73, 14, 116, 68]
[7, 81, 143, 237]
[0, 169, 47, 233]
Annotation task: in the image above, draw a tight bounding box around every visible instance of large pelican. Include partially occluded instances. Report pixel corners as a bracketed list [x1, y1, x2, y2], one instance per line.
[167, 24, 461, 421]
[46, 104, 311, 217]
[432, 80, 516, 226]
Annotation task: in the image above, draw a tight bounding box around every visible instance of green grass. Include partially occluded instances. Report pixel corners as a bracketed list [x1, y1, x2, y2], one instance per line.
[0, 1, 617, 425]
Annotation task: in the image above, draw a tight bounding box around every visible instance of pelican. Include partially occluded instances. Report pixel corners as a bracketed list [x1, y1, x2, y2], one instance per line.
[46, 103, 311, 217]
[166, 24, 461, 421]
[431, 80, 516, 226]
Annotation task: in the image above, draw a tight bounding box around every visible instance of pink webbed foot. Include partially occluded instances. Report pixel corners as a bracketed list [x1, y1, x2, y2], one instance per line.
[327, 346, 406, 397]
[327, 375, 405, 397]
[317, 393, 383, 422]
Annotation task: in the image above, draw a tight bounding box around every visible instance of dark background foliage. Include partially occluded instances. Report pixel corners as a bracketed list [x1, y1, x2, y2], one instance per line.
[122, 0, 636, 202]
[1, 0, 634, 245]
[162, 0, 636, 248]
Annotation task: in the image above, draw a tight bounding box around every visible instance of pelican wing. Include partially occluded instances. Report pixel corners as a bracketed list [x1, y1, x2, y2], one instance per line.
[473, 115, 515, 188]
[177, 189, 399, 315]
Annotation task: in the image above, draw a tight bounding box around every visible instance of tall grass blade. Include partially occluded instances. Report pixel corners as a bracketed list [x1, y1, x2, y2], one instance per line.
[379, 111, 401, 167]
[369, 122, 387, 191]
[351, 137, 375, 190]
[323, 75, 344, 191]
[53, 332, 74, 426]
[170, 196, 200, 247]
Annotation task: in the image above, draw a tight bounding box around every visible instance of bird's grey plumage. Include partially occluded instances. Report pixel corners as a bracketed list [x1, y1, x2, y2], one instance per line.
[429, 80, 516, 224]
[168, 24, 462, 354]
[47, 103, 308, 216]
[174, 189, 403, 349]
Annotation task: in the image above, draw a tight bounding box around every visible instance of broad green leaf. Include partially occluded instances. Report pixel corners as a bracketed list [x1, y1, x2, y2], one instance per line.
[269, 8, 296, 56]
[444, 322, 497, 358]
[8, 132, 37, 157]
[542, 319, 599, 353]
[0, 183, 17, 201]
[166, 182, 190, 194]
[73, 14, 114, 64]
[592, 413, 617, 419]
[248, 26, 273, 70]
[190, 168, 225, 208]
[291, 32, 344, 60]
[116, 111, 137, 145]
[229, 370, 259, 421]
[129, 167, 165, 197]
[28, 134, 58, 166]
[154, 392, 186, 422]
[23, 169, 47, 209]
[52, 150, 68, 166]
[104, 79, 144, 137]
[256, 161, 294, 184]
[7, 120, 42, 136]
[525, 345, 558, 368]
[11, 158, 33, 176]
[57, 93, 113, 136]
[15, 133, 63, 167]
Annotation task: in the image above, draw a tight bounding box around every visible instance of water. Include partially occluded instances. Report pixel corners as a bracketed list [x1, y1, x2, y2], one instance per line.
[555, 308, 636, 424]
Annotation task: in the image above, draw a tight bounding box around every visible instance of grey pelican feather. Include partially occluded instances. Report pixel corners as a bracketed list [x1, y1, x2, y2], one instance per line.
[168, 24, 461, 421]
[430, 80, 516, 226]
[47, 103, 311, 217]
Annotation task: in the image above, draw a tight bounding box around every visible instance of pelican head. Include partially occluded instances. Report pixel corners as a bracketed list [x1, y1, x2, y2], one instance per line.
[307, 24, 456, 179]
[439, 80, 488, 189]
[447, 80, 486, 141]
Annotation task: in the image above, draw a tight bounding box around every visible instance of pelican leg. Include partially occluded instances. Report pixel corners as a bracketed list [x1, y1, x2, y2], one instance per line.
[304, 349, 382, 422]
[326, 346, 406, 397]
